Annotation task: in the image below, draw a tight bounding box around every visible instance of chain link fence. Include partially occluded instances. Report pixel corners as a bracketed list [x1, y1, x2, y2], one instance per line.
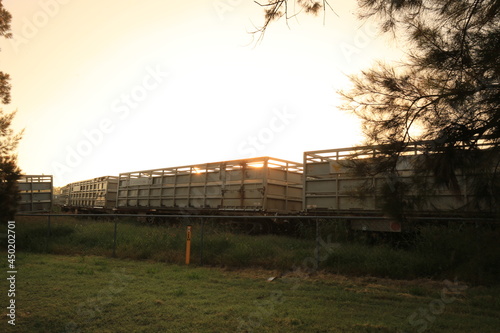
[9, 213, 500, 284]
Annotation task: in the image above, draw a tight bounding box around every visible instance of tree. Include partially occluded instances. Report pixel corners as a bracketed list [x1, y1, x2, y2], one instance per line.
[0, 1, 22, 221]
[256, 0, 500, 215]
[253, 0, 333, 42]
[341, 0, 499, 146]
[339, 0, 499, 214]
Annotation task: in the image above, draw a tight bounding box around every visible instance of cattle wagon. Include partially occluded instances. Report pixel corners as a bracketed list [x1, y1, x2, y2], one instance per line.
[116, 156, 303, 214]
[62, 176, 119, 213]
[303, 141, 498, 232]
[17, 175, 53, 212]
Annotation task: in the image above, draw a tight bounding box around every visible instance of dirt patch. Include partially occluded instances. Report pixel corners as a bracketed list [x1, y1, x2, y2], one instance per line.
[222, 266, 453, 292]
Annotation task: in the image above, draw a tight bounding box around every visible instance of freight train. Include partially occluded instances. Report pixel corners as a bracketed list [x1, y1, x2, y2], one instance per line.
[54, 141, 498, 232]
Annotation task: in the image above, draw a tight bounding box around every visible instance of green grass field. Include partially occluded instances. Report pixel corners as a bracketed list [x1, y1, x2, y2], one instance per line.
[2, 253, 500, 333]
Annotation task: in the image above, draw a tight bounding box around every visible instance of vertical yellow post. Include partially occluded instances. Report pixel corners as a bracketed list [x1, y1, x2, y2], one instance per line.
[185, 225, 192, 265]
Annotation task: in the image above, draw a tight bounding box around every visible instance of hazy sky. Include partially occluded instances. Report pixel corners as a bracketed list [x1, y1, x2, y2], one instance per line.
[0, 0, 401, 186]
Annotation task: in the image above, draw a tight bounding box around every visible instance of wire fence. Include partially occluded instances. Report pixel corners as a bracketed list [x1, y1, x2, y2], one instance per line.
[9, 213, 500, 284]
[14, 213, 368, 266]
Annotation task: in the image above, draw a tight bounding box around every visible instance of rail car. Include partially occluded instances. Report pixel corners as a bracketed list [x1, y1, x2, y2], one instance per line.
[61, 176, 118, 213]
[17, 175, 53, 212]
[303, 140, 499, 232]
[116, 156, 303, 214]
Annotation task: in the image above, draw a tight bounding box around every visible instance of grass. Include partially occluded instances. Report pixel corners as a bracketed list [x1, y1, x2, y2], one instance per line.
[8, 215, 500, 285]
[12, 216, 317, 269]
[2, 253, 500, 333]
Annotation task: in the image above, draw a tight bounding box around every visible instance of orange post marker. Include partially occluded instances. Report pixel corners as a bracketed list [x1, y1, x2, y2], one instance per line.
[185, 225, 192, 265]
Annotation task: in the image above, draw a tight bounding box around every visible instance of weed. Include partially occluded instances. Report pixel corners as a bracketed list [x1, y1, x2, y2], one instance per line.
[172, 288, 186, 297]
[76, 267, 94, 275]
[147, 267, 160, 275]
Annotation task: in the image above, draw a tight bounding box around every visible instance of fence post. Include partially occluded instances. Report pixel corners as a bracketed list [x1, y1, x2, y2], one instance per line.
[47, 215, 51, 237]
[45, 214, 52, 253]
[185, 225, 192, 265]
[200, 218, 204, 266]
[112, 218, 117, 257]
[315, 218, 320, 270]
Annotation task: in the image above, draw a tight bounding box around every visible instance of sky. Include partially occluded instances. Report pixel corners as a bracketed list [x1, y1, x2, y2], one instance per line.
[0, 0, 402, 186]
